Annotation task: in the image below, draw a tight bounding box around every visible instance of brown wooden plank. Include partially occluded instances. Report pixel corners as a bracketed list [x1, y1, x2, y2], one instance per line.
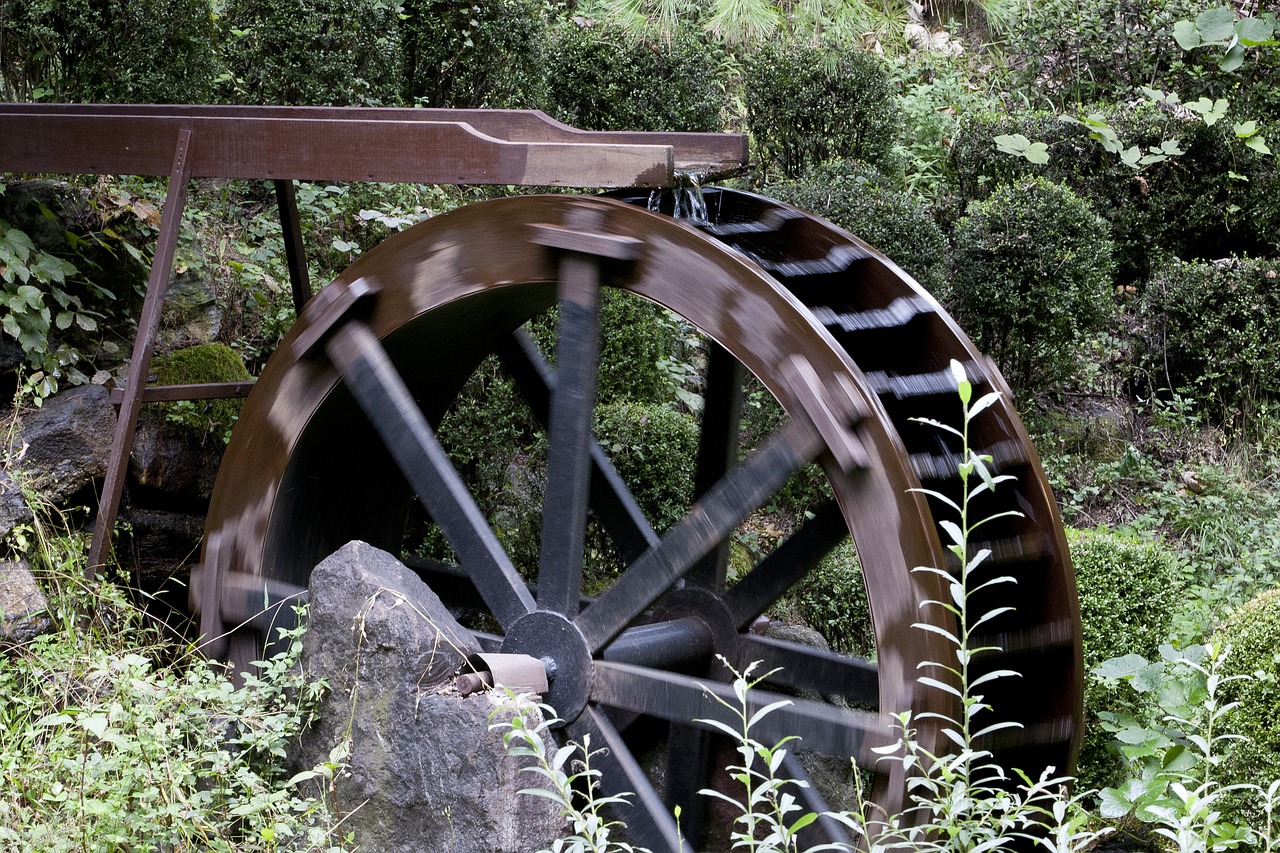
[108, 381, 256, 403]
[3, 103, 748, 176]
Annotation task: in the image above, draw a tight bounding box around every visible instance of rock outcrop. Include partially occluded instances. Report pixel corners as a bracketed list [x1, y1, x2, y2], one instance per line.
[291, 541, 565, 853]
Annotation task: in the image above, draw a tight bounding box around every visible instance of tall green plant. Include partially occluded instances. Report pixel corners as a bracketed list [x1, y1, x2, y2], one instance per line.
[853, 360, 1102, 853]
[1093, 644, 1258, 852]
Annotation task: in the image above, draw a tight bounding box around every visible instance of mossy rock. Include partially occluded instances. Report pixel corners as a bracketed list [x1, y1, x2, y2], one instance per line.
[1037, 405, 1130, 463]
[150, 343, 251, 444]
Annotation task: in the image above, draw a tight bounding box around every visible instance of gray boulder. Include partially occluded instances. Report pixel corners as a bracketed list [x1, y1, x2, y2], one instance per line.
[292, 541, 565, 853]
[0, 559, 53, 647]
[10, 384, 115, 504]
[158, 245, 224, 348]
[129, 415, 222, 501]
[0, 467, 33, 542]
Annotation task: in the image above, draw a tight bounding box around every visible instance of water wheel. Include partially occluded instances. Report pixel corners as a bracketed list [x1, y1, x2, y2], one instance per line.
[190, 190, 1083, 850]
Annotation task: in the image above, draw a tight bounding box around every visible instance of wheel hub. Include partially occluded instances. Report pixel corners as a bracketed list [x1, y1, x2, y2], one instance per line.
[501, 610, 593, 724]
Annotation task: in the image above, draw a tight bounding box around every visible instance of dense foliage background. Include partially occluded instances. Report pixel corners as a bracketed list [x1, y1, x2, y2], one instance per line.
[3, 0, 1280, 847]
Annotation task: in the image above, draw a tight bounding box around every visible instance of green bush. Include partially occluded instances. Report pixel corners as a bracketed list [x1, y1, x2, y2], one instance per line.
[949, 177, 1116, 395]
[1133, 257, 1280, 418]
[1005, 0, 1280, 121]
[761, 159, 947, 292]
[0, 511, 347, 852]
[595, 401, 698, 534]
[1070, 527, 1181, 669]
[790, 540, 873, 658]
[1069, 526, 1181, 791]
[436, 356, 534, 510]
[946, 105, 1277, 282]
[742, 38, 900, 180]
[541, 19, 729, 132]
[1217, 587, 1280, 826]
[598, 290, 687, 408]
[1004, 0, 1200, 108]
[399, 0, 548, 108]
[218, 0, 402, 105]
[0, 0, 216, 102]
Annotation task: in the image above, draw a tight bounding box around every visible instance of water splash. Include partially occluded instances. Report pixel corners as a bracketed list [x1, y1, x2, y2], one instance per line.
[670, 171, 709, 226]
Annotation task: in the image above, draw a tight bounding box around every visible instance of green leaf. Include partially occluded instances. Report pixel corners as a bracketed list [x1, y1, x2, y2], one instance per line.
[1221, 43, 1245, 71]
[1196, 7, 1236, 43]
[1186, 98, 1229, 126]
[746, 698, 793, 730]
[1173, 19, 1202, 49]
[1093, 653, 1150, 680]
[78, 714, 109, 738]
[16, 284, 42, 308]
[1238, 15, 1275, 44]
[1245, 134, 1272, 155]
[993, 133, 1050, 164]
[1099, 786, 1136, 818]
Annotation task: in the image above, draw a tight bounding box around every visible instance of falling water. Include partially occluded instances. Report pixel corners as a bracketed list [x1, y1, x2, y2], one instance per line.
[645, 172, 711, 225]
[670, 170, 709, 226]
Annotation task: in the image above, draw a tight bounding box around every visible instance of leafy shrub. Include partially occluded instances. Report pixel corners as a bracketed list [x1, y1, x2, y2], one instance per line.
[1217, 587, 1280, 826]
[742, 38, 900, 180]
[949, 177, 1116, 395]
[889, 50, 1006, 202]
[0, 0, 216, 102]
[218, 0, 402, 105]
[790, 540, 873, 658]
[150, 343, 252, 444]
[598, 290, 688, 408]
[0, 510, 348, 852]
[542, 19, 729, 132]
[0, 179, 157, 400]
[1004, 0, 1201, 108]
[0, 219, 87, 398]
[595, 400, 698, 533]
[437, 356, 535, 511]
[946, 105, 1277, 282]
[1068, 526, 1181, 791]
[1070, 527, 1181, 671]
[1005, 0, 1280, 121]
[399, 0, 548, 108]
[761, 159, 947, 292]
[1133, 257, 1280, 418]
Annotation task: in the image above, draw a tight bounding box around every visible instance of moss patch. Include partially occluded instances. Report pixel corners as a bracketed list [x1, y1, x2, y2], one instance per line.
[150, 343, 251, 444]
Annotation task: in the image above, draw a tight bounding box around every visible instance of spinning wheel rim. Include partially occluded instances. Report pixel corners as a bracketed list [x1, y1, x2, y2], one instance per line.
[194, 193, 1079, 850]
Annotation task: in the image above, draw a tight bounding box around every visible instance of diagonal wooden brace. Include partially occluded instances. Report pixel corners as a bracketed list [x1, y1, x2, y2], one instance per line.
[88, 128, 195, 574]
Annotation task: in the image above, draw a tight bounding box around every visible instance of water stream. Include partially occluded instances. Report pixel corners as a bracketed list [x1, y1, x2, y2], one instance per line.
[648, 171, 710, 227]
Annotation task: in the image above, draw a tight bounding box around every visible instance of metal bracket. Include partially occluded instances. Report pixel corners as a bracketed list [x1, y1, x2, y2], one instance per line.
[456, 652, 550, 697]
